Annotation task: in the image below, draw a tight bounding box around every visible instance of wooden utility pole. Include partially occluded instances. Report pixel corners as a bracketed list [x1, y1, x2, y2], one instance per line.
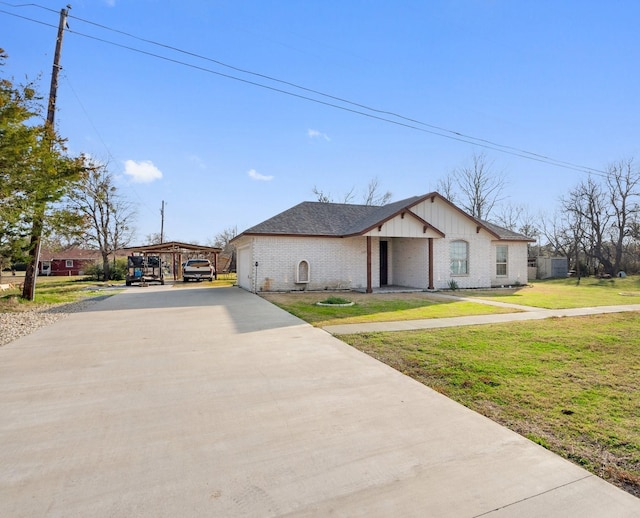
[47, 6, 71, 126]
[22, 5, 71, 300]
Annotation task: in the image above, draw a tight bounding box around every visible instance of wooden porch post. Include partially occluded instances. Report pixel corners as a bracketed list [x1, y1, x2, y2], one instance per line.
[366, 236, 373, 293]
[428, 238, 434, 290]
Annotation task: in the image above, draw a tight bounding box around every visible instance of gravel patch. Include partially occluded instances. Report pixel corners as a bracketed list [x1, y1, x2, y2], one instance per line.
[0, 297, 107, 347]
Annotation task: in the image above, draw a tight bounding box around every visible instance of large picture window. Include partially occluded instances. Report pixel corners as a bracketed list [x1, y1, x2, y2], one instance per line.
[450, 240, 468, 275]
[496, 245, 508, 276]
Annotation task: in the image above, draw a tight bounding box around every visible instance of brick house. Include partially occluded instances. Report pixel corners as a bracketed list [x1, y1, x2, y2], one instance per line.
[232, 192, 534, 293]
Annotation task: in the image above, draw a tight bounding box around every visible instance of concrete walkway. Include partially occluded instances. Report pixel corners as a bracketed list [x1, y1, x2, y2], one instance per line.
[323, 293, 640, 334]
[1, 286, 638, 517]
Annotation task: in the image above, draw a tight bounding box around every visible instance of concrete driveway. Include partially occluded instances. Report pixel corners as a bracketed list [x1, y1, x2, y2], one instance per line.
[1, 286, 638, 517]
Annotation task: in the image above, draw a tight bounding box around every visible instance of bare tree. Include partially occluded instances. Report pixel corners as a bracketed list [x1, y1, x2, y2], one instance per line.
[435, 174, 457, 203]
[143, 232, 165, 245]
[495, 202, 540, 256]
[440, 152, 506, 220]
[211, 226, 238, 251]
[362, 177, 392, 206]
[313, 178, 390, 206]
[494, 202, 524, 231]
[312, 185, 356, 204]
[559, 188, 591, 283]
[67, 159, 137, 280]
[605, 159, 640, 273]
[541, 210, 573, 258]
[311, 185, 333, 203]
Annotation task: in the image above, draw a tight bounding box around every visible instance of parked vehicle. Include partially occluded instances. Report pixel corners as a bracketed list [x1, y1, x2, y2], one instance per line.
[183, 258, 214, 282]
[126, 255, 164, 286]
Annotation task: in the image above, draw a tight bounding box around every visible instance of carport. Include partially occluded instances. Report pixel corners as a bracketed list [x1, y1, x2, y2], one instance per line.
[124, 241, 222, 281]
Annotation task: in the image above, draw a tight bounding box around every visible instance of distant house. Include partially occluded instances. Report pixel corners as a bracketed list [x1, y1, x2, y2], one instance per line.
[38, 246, 123, 276]
[39, 246, 101, 276]
[232, 192, 535, 293]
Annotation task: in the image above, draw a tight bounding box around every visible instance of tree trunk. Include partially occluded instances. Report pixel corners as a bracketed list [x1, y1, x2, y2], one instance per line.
[102, 252, 110, 281]
[22, 213, 44, 301]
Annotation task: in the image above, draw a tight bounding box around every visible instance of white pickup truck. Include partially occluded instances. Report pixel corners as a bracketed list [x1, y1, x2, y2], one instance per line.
[182, 258, 214, 282]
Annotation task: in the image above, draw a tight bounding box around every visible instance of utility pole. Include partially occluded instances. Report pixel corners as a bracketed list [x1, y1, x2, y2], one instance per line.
[160, 200, 165, 244]
[47, 6, 71, 127]
[22, 5, 71, 301]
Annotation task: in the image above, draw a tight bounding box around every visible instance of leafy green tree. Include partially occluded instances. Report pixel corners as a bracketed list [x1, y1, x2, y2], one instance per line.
[0, 50, 83, 297]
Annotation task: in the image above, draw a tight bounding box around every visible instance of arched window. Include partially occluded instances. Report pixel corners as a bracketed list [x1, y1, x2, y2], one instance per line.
[296, 260, 310, 283]
[450, 240, 468, 275]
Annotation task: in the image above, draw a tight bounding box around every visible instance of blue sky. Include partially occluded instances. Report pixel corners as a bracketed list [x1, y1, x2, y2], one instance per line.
[2, 1, 639, 244]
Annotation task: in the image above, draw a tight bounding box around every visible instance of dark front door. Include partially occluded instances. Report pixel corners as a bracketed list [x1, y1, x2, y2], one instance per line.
[379, 241, 388, 286]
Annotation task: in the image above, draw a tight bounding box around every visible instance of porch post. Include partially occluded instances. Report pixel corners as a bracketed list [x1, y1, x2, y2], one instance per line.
[428, 238, 434, 290]
[366, 236, 373, 293]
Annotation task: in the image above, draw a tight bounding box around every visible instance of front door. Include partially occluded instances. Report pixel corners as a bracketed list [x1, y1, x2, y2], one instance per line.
[379, 241, 388, 286]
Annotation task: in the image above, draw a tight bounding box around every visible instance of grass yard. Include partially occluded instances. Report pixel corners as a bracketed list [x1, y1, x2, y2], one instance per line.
[172, 273, 237, 289]
[0, 275, 118, 310]
[261, 291, 518, 327]
[341, 312, 640, 497]
[462, 275, 640, 309]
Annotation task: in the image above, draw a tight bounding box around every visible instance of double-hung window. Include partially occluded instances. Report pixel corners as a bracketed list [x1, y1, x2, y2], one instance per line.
[496, 245, 508, 276]
[450, 240, 468, 275]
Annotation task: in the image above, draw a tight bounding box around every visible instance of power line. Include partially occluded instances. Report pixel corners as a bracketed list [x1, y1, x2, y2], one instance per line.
[0, 2, 610, 177]
[60, 72, 157, 220]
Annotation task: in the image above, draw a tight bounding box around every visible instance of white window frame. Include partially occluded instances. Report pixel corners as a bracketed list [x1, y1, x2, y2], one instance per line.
[65, 259, 73, 268]
[496, 245, 508, 276]
[450, 240, 469, 276]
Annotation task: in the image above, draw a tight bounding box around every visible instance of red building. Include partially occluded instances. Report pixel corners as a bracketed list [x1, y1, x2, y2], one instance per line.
[39, 246, 103, 276]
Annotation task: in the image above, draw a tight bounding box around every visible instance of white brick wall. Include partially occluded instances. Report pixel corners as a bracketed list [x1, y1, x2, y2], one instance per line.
[490, 242, 528, 286]
[246, 235, 371, 292]
[431, 232, 493, 289]
[392, 238, 429, 288]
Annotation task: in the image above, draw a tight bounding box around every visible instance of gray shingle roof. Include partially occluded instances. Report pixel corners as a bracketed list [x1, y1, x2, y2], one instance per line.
[238, 193, 534, 242]
[478, 219, 536, 241]
[241, 202, 379, 236]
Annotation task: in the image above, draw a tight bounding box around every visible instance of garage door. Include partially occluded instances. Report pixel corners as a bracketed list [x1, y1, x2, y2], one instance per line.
[237, 246, 252, 291]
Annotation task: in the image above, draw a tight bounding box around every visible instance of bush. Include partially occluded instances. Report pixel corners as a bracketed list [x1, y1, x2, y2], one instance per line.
[319, 296, 351, 305]
[448, 279, 459, 291]
[109, 258, 127, 281]
[83, 263, 104, 281]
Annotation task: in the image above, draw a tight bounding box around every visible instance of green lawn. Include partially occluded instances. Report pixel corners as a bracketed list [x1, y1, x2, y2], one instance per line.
[0, 275, 117, 309]
[261, 291, 518, 326]
[341, 312, 640, 497]
[462, 276, 640, 309]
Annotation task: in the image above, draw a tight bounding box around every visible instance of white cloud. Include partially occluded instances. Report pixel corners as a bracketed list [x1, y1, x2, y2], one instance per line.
[248, 169, 273, 181]
[308, 129, 331, 141]
[123, 160, 163, 184]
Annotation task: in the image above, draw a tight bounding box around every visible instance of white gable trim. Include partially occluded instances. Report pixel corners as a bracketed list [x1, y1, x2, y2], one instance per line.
[362, 211, 444, 238]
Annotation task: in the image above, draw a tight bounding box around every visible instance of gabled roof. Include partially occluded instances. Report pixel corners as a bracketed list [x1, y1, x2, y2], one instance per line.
[239, 202, 379, 237]
[39, 246, 102, 261]
[478, 220, 536, 242]
[235, 192, 534, 242]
